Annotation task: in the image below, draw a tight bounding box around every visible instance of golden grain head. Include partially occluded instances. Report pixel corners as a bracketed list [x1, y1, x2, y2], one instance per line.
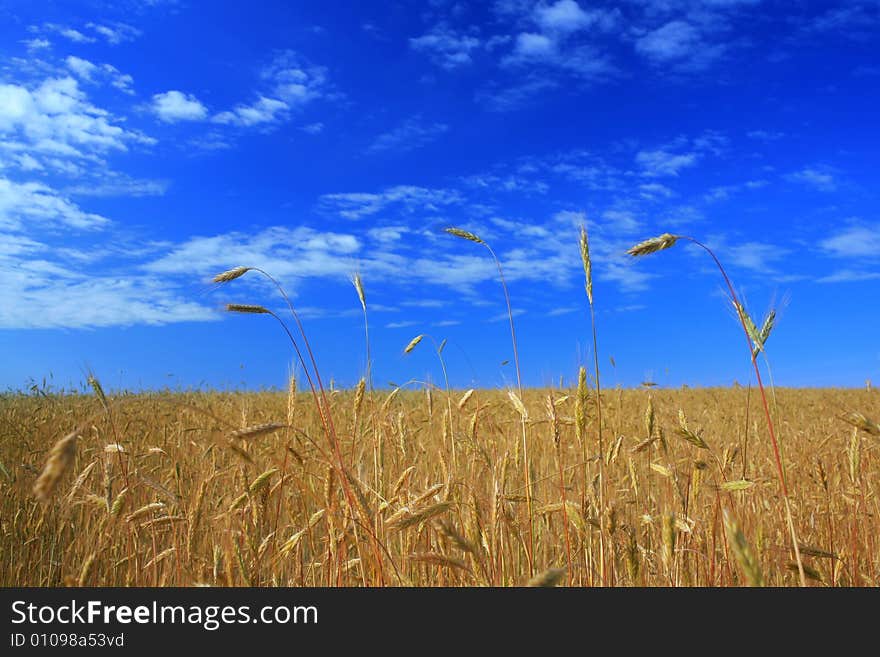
[404, 334, 424, 354]
[229, 422, 286, 440]
[457, 388, 475, 410]
[579, 224, 593, 304]
[626, 233, 679, 257]
[444, 227, 484, 244]
[212, 266, 251, 283]
[33, 430, 79, 502]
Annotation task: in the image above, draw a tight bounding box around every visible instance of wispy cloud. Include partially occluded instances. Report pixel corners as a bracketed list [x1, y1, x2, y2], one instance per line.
[151, 50, 330, 130]
[0, 177, 109, 231]
[261, 50, 329, 107]
[788, 166, 837, 192]
[66, 56, 134, 94]
[65, 177, 169, 198]
[31, 21, 140, 46]
[367, 116, 449, 154]
[85, 22, 141, 45]
[635, 21, 722, 68]
[636, 148, 699, 177]
[144, 226, 362, 281]
[747, 130, 784, 141]
[547, 306, 578, 317]
[23, 38, 51, 52]
[39, 23, 97, 44]
[819, 222, 880, 258]
[212, 97, 288, 127]
[301, 122, 324, 134]
[0, 248, 215, 329]
[534, 0, 617, 35]
[476, 77, 558, 111]
[816, 269, 880, 284]
[726, 241, 789, 274]
[410, 25, 482, 69]
[319, 185, 462, 220]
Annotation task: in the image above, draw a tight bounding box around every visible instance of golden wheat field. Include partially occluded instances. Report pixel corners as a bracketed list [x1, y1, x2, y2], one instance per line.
[2, 383, 878, 587]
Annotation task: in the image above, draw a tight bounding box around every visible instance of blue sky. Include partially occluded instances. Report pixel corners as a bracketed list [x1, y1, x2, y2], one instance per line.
[1, 0, 878, 392]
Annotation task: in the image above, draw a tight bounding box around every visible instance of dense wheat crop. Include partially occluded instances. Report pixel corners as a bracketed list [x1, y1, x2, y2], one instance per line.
[4, 231, 878, 587]
[2, 384, 878, 586]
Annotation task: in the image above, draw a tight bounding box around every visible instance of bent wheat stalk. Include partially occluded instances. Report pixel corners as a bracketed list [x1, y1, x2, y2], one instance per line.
[219, 272, 386, 585]
[627, 233, 807, 587]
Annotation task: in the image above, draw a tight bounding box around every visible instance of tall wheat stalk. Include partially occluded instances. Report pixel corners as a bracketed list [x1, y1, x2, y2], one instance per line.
[444, 227, 534, 575]
[351, 273, 383, 508]
[626, 233, 806, 586]
[578, 224, 608, 585]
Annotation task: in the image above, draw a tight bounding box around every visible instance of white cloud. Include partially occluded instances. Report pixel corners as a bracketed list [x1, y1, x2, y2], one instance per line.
[535, 1, 591, 33]
[747, 129, 784, 140]
[0, 259, 215, 329]
[152, 90, 209, 122]
[301, 122, 324, 134]
[410, 26, 482, 69]
[636, 21, 699, 61]
[634, 20, 726, 70]
[805, 4, 880, 37]
[368, 226, 408, 242]
[200, 52, 329, 129]
[53, 26, 96, 44]
[144, 226, 362, 281]
[726, 241, 787, 273]
[66, 57, 135, 94]
[602, 209, 641, 233]
[368, 117, 448, 154]
[816, 269, 880, 284]
[65, 177, 169, 197]
[261, 51, 328, 106]
[23, 38, 51, 51]
[513, 32, 557, 58]
[149, 53, 328, 130]
[0, 177, 110, 231]
[188, 132, 232, 151]
[788, 167, 836, 192]
[319, 185, 463, 220]
[17, 153, 43, 171]
[534, 1, 618, 35]
[463, 172, 549, 195]
[85, 22, 141, 45]
[504, 35, 613, 79]
[0, 76, 151, 175]
[213, 96, 288, 127]
[638, 182, 675, 198]
[477, 77, 558, 111]
[636, 148, 698, 177]
[820, 223, 880, 258]
[65, 56, 98, 81]
[34, 21, 139, 46]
